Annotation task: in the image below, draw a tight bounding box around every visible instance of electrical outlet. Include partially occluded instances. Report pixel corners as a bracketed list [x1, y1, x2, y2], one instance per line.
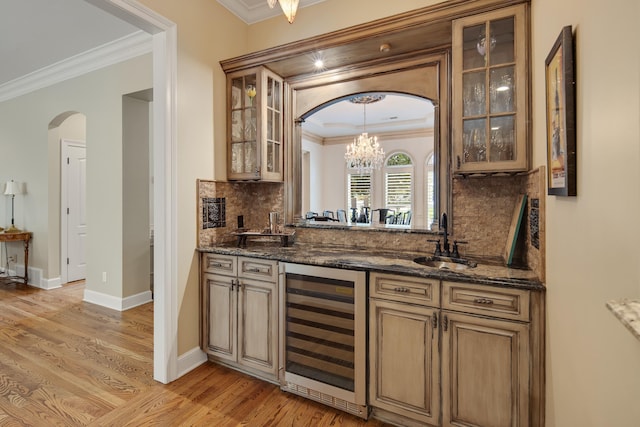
[8, 255, 16, 263]
[102, 272, 107, 283]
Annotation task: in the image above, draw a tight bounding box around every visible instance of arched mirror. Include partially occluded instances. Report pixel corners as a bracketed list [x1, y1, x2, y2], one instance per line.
[300, 92, 437, 229]
[286, 53, 450, 232]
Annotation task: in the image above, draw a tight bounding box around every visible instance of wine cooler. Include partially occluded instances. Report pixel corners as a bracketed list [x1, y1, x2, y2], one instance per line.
[282, 263, 367, 418]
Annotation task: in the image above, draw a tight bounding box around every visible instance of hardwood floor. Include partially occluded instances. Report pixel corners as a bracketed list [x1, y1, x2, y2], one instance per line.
[0, 281, 391, 426]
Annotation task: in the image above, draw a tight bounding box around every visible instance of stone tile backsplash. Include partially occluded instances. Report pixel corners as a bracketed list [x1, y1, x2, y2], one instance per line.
[197, 167, 544, 279]
[198, 180, 284, 246]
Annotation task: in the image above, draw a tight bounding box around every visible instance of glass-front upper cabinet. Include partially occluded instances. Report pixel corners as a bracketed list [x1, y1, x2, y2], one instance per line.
[227, 66, 283, 181]
[452, 4, 528, 174]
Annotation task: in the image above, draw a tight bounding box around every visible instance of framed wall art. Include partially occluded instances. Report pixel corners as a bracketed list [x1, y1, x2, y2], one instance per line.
[546, 25, 576, 196]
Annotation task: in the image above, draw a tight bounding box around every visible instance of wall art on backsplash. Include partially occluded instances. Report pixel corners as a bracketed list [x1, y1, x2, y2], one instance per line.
[202, 197, 226, 229]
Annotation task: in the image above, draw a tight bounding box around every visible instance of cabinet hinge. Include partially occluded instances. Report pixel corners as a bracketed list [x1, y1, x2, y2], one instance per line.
[432, 312, 438, 329]
[67, 157, 70, 165]
[67, 207, 70, 215]
[67, 258, 69, 265]
[443, 314, 449, 332]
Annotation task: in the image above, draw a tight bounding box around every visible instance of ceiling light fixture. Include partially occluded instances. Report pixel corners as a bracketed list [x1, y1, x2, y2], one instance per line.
[345, 94, 386, 173]
[268, 0, 299, 24]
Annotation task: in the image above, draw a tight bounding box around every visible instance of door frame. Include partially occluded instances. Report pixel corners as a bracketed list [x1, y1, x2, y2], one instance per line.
[88, 0, 179, 384]
[60, 139, 86, 285]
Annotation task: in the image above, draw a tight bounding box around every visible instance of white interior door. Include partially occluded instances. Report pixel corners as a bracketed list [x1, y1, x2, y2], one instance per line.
[62, 140, 87, 283]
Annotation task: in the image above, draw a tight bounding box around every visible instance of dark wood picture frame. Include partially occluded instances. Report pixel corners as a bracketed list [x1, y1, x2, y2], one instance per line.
[546, 26, 576, 196]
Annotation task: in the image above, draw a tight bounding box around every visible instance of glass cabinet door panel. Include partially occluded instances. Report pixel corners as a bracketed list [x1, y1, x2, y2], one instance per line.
[244, 108, 257, 141]
[490, 66, 515, 114]
[489, 116, 515, 162]
[463, 71, 486, 117]
[489, 17, 515, 66]
[267, 142, 274, 172]
[231, 142, 244, 174]
[462, 24, 486, 70]
[227, 66, 284, 180]
[244, 74, 257, 106]
[463, 119, 487, 163]
[273, 79, 281, 110]
[273, 111, 281, 141]
[231, 110, 243, 142]
[244, 142, 257, 173]
[453, 4, 527, 173]
[273, 144, 281, 173]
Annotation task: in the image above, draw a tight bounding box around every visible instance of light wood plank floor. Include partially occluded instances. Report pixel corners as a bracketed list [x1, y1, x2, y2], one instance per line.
[0, 280, 391, 426]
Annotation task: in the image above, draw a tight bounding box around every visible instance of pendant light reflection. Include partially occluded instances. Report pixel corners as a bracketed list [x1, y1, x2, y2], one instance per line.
[345, 94, 386, 173]
[267, 0, 299, 23]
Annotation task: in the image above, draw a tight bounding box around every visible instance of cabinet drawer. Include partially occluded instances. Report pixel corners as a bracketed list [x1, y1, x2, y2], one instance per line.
[442, 281, 529, 322]
[202, 253, 237, 276]
[238, 257, 278, 282]
[370, 272, 439, 307]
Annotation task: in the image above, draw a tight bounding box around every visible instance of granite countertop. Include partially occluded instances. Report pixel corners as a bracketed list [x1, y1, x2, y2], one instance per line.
[197, 243, 544, 291]
[606, 299, 640, 341]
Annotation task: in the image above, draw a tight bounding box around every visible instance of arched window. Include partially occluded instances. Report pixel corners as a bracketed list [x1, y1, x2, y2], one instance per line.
[384, 152, 413, 224]
[426, 153, 436, 229]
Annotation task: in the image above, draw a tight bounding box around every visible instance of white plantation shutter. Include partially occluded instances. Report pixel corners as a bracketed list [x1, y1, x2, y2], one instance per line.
[385, 172, 412, 211]
[348, 173, 371, 209]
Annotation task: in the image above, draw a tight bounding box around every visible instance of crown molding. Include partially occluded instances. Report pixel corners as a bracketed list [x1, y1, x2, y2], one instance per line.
[304, 128, 435, 146]
[0, 30, 152, 103]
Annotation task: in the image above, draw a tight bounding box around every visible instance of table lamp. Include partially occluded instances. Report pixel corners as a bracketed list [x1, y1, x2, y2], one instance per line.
[4, 180, 21, 233]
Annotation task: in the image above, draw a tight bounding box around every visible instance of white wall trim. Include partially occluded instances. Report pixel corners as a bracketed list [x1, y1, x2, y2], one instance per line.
[83, 288, 152, 311]
[83, 288, 123, 310]
[122, 290, 153, 310]
[177, 347, 208, 378]
[0, 31, 152, 103]
[39, 276, 63, 290]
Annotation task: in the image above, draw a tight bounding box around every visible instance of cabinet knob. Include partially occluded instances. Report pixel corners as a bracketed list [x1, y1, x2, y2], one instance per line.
[473, 298, 494, 305]
[393, 287, 409, 293]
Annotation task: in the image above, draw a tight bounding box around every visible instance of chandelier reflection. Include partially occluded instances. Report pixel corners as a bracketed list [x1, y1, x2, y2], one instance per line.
[345, 94, 386, 173]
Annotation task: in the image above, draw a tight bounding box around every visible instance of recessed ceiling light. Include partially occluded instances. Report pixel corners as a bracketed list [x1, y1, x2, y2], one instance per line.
[314, 59, 324, 69]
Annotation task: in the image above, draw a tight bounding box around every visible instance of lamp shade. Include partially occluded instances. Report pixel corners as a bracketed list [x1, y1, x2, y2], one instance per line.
[4, 180, 20, 196]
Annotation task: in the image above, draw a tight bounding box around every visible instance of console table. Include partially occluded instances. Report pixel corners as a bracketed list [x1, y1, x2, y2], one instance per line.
[0, 231, 31, 285]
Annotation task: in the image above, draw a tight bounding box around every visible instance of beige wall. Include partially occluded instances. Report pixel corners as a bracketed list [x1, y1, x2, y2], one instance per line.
[137, 0, 248, 354]
[123, 95, 152, 298]
[531, 0, 640, 425]
[0, 55, 152, 294]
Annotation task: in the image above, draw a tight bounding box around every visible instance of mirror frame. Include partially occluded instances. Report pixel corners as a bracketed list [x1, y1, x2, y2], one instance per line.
[285, 52, 451, 230]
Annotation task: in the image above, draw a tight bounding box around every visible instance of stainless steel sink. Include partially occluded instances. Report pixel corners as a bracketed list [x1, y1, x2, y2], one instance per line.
[414, 256, 477, 271]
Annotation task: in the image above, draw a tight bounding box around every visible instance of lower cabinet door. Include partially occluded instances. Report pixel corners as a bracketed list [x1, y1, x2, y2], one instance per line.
[441, 312, 530, 427]
[369, 298, 440, 425]
[206, 273, 237, 362]
[237, 277, 278, 377]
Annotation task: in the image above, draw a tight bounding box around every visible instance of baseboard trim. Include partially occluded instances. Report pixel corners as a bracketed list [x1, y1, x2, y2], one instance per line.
[122, 290, 153, 310]
[177, 347, 208, 378]
[83, 289, 152, 312]
[39, 276, 62, 290]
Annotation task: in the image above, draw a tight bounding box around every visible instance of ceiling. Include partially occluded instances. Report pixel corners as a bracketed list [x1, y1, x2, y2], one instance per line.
[216, 0, 327, 25]
[0, 0, 140, 86]
[1, 0, 434, 138]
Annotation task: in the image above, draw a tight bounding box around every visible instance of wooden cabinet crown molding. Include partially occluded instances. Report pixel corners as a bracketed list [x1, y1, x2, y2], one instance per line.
[220, 0, 530, 79]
